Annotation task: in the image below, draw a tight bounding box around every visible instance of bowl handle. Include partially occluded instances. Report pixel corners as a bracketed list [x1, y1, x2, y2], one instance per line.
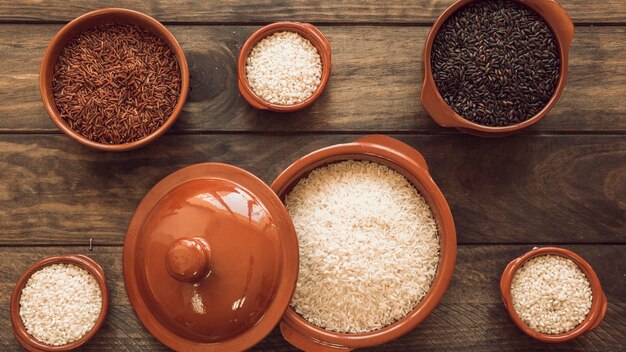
[302, 23, 331, 58]
[525, 0, 574, 50]
[589, 290, 608, 330]
[280, 322, 352, 352]
[499, 258, 524, 310]
[355, 135, 428, 172]
[420, 76, 463, 128]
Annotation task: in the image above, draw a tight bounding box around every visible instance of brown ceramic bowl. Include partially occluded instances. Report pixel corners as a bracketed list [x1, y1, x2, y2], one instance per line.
[500, 247, 608, 343]
[421, 0, 574, 137]
[271, 135, 457, 351]
[10, 255, 109, 351]
[40, 8, 189, 151]
[237, 22, 331, 112]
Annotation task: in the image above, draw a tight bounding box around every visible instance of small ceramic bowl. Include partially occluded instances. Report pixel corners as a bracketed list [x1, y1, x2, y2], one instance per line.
[271, 135, 456, 351]
[237, 22, 331, 112]
[10, 254, 109, 351]
[40, 8, 189, 151]
[500, 247, 608, 343]
[421, 0, 574, 137]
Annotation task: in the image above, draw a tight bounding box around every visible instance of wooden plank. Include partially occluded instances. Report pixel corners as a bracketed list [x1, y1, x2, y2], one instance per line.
[1, 25, 625, 133]
[0, 1, 624, 24]
[0, 245, 623, 351]
[0, 134, 623, 245]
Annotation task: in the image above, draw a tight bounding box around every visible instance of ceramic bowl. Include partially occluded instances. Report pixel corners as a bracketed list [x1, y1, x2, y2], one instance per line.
[40, 8, 189, 151]
[421, 0, 574, 137]
[237, 22, 331, 112]
[10, 255, 109, 351]
[500, 247, 607, 343]
[271, 135, 456, 351]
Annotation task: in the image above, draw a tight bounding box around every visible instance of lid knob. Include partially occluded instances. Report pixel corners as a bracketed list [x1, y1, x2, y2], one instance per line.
[165, 238, 211, 282]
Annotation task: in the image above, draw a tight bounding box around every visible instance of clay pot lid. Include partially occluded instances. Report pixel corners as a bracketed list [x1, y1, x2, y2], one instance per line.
[123, 162, 299, 351]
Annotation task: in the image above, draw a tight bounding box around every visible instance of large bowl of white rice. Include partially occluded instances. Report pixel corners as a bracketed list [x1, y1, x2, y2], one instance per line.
[271, 135, 456, 351]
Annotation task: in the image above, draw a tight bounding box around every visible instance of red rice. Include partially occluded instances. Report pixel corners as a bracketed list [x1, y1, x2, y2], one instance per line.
[52, 24, 181, 144]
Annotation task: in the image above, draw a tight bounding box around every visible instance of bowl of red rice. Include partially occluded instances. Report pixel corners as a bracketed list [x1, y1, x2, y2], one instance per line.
[40, 8, 189, 151]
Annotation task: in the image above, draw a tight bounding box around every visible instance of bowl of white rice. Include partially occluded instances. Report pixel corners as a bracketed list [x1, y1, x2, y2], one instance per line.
[271, 135, 456, 351]
[237, 21, 331, 112]
[10, 255, 109, 351]
[500, 247, 607, 343]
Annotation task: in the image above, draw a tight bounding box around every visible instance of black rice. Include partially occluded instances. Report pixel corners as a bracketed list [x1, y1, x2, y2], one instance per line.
[431, 0, 560, 127]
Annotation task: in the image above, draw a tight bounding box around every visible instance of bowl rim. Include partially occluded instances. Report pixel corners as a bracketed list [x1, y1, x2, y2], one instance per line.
[39, 7, 189, 152]
[499, 246, 607, 343]
[271, 135, 457, 350]
[10, 254, 109, 351]
[237, 21, 332, 112]
[420, 0, 574, 135]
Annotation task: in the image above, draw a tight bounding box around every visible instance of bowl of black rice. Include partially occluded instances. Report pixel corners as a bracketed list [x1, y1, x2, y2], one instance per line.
[421, 0, 574, 136]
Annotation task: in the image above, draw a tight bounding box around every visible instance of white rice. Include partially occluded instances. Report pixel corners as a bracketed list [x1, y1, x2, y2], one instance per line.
[19, 263, 102, 346]
[511, 254, 593, 334]
[285, 160, 440, 333]
[245, 31, 322, 105]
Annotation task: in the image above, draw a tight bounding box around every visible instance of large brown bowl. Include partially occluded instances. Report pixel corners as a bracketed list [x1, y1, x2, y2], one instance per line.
[271, 135, 457, 351]
[237, 22, 331, 112]
[40, 8, 189, 151]
[421, 0, 574, 137]
[500, 247, 607, 343]
[10, 255, 109, 351]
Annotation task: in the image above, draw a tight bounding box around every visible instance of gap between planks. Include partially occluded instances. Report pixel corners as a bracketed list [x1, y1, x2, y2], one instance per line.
[2, 242, 624, 248]
[1, 130, 626, 136]
[1, 20, 626, 26]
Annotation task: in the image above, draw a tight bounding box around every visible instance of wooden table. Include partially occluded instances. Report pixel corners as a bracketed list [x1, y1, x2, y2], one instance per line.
[0, 1, 624, 351]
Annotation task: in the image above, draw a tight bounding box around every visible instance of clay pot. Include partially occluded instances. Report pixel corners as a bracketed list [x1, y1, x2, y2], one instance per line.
[271, 135, 457, 351]
[237, 22, 331, 112]
[10, 255, 109, 351]
[123, 163, 299, 351]
[421, 0, 574, 137]
[39, 8, 189, 151]
[500, 247, 608, 343]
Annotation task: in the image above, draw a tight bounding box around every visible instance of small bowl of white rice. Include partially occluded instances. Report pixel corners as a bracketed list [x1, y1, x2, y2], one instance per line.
[10, 255, 109, 351]
[271, 135, 456, 351]
[237, 21, 331, 112]
[500, 247, 607, 343]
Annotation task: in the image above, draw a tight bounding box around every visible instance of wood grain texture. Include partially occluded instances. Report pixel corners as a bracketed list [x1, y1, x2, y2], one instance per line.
[0, 1, 624, 351]
[0, 1, 624, 24]
[0, 134, 623, 245]
[0, 246, 623, 351]
[2, 25, 626, 133]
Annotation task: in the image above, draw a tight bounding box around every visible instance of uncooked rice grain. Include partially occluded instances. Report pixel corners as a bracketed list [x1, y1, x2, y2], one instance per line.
[285, 160, 440, 333]
[53, 24, 181, 144]
[511, 255, 592, 334]
[431, 0, 560, 127]
[19, 263, 102, 346]
[245, 31, 322, 105]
